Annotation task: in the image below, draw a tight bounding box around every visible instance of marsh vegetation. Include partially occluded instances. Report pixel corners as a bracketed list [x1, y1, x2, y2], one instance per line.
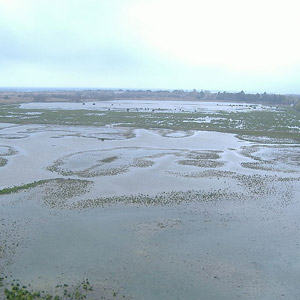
[1, 99, 300, 299]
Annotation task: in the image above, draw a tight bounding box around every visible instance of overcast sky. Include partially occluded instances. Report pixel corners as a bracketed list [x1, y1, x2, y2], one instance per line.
[0, 0, 299, 93]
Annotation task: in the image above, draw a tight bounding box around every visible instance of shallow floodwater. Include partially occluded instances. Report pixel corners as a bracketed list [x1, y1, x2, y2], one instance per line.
[20, 100, 272, 113]
[1, 123, 300, 300]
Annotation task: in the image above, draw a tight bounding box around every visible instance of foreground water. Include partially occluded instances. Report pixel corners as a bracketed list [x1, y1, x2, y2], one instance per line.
[1, 121, 300, 299]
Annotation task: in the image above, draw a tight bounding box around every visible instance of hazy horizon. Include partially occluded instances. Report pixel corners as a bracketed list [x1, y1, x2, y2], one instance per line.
[0, 86, 299, 96]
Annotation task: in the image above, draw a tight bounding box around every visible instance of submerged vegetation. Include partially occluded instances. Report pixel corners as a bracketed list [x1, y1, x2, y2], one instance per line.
[46, 148, 225, 178]
[0, 157, 7, 167]
[71, 189, 244, 208]
[1, 278, 129, 300]
[0, 145, 17, 167]
[0, 178, 93, 203]
[178, 159, 225, 168]
[0, 104, 300, 142]
[3, 279, 93, 300]
[1, 98, 300, 300]
[70, 172, 298, 209]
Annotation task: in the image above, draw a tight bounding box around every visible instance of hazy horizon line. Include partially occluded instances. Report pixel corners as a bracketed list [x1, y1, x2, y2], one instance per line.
[0, 87, 298, 95]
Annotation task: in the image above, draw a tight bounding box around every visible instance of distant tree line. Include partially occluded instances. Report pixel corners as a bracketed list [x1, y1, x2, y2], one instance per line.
[20, 89, 300, 107]
[214, 91, 289, 105]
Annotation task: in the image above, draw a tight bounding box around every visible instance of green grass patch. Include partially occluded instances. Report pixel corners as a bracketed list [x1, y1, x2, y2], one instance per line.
[3, 279, 93, 300]
[0, 104, 300, 141]
[0, 180, 49, 195]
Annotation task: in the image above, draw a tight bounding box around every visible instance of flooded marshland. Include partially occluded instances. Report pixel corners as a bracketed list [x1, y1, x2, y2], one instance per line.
[0, 100, 300, 299]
